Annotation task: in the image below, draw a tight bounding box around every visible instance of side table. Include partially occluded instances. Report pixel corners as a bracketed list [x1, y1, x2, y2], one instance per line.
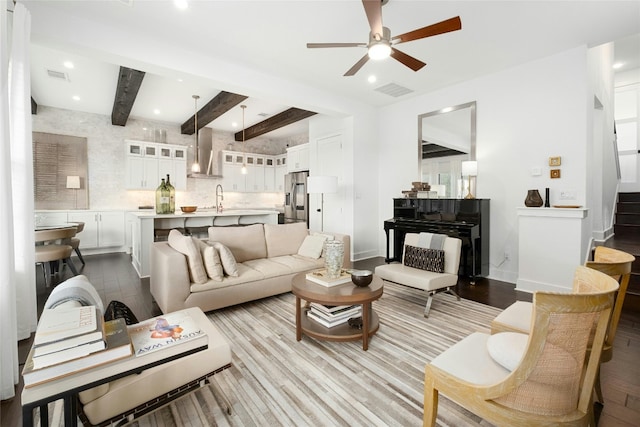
[291, 272, 383, 351]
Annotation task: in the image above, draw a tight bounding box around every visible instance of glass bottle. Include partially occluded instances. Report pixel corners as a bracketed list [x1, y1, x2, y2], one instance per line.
[155, 178, 170, 214]
[166, 174, 176, 214]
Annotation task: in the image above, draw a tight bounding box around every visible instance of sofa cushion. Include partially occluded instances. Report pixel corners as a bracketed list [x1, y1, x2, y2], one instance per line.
[167, 230, 208, 284]
[243, 258, 293, 279]
[211, 242, 238, 277]
[264, 222, 308, 258]
[269, 254, 323, 273]
[190, 263, 264, 292]
[403, 245, 445, 273]
[208, 224, 266, 263]
[297, 234, 327, 259]
[195, 240, 223, 281]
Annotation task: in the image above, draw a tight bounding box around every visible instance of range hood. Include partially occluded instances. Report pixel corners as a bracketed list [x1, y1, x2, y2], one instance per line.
[189, 128, 223, 179]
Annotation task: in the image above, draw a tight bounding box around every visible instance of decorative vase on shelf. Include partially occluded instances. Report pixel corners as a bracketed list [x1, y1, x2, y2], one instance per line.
[524, 189, 544, 207]
[323, 240, 344, 279]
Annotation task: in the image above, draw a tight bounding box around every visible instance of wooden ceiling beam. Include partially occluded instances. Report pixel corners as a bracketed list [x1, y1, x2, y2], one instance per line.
[111, 67, 145, 126]
[235, 107, 316, 141]
[181, 91, 248, 135]
[31, 97, 37, 115]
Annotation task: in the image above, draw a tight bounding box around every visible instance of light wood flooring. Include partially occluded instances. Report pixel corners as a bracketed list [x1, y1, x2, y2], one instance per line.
[2, 253, 639, 426]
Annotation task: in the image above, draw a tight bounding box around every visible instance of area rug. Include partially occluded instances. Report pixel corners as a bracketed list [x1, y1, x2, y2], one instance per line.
[121, 282, 499, 427]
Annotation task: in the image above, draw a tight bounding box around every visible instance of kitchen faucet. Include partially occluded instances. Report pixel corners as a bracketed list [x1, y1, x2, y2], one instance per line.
[216, 184, 224, 212]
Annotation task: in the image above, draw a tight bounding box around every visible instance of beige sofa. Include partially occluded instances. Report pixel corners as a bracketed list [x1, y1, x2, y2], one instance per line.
[150, 222, 351, 314]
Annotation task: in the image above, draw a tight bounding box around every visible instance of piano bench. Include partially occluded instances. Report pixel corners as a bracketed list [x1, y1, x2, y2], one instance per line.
[375, 233, 462, 317]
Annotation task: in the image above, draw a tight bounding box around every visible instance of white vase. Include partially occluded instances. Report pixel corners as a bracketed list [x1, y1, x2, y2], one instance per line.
[324, 240, 344, 279]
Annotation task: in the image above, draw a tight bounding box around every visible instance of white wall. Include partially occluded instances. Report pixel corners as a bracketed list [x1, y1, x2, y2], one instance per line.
[587, 42, 617, 242]
[378, 46, 593, 284]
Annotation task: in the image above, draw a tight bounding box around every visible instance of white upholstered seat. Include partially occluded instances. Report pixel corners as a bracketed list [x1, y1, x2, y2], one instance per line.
[374, 233, 462, 317]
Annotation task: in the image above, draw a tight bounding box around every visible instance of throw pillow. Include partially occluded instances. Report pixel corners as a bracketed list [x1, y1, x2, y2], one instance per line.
[297, 234, 327, 259]
[167, 230, 208, 284]
[194, 239, 223, 281]
[211, 241, 239, 277]
[486, 332, 528, 371]
[403, 245, 445, 273]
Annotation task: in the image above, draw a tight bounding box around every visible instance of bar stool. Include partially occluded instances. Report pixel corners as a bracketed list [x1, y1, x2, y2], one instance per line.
[35, 227, 78, 286]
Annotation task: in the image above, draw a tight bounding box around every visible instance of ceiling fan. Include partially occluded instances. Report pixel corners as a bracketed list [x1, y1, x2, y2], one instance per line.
[307, 0, 461, 76]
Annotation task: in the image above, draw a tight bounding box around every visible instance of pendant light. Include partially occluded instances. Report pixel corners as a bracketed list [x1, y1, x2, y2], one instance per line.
[191, 95, 201, 173]
[240, 104, 248, 175]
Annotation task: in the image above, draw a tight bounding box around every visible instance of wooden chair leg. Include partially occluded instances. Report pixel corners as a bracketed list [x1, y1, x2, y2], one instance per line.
[595, 365, 604, 403]
[423, 374, 438, 427]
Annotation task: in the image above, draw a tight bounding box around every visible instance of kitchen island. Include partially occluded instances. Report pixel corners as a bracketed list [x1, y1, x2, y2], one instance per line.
[129, 210, 279, 278]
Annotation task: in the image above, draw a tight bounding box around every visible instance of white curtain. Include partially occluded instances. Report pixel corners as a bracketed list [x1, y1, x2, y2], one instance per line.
[1, 1, 36, 400]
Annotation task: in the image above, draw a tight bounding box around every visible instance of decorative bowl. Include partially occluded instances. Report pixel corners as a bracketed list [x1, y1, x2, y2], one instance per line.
[351, 270, 373, 287]
[180, 206, 197, 213]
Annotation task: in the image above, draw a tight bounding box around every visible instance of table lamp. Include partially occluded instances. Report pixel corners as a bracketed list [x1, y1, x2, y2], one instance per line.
[461, 161, 477, 199]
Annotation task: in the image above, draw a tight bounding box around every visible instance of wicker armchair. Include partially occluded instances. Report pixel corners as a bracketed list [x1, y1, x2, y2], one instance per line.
[491, 246, 635, 402]
[424, 266, 618, 426]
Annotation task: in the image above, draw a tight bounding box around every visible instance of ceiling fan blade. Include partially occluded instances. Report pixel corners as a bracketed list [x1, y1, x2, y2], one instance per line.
[344, 54, 370, 76]
[390, 47, 426, 72]
[392, 16, 462, 44]
[307, 43, 366, 49]
[362, 0, 383, 36]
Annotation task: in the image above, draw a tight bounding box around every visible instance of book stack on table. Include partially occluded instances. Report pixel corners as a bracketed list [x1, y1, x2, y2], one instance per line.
[22, 306, 132, 387]
[307, 303, 362, 328]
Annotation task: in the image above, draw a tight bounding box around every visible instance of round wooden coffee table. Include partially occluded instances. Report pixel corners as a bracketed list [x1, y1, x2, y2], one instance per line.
[292, 272, 383, 351]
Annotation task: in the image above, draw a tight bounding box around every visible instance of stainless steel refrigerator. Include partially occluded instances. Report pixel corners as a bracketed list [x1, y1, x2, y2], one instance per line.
[284, 171, 309, 224]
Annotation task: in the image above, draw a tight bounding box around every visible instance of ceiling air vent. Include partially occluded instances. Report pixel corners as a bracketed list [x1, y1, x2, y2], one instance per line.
[374, 82, 413, 98]
[257, 112, 270, 117]
[46, 69, 69, 81]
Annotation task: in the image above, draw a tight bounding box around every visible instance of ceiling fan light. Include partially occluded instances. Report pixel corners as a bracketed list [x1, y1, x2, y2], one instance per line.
[368, 42, 391, 60]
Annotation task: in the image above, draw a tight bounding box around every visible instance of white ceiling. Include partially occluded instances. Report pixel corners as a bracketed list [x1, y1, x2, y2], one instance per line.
[24, 0, 640, 139]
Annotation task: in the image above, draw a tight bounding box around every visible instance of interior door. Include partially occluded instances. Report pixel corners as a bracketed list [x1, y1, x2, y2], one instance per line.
[316, 134, 343, 232]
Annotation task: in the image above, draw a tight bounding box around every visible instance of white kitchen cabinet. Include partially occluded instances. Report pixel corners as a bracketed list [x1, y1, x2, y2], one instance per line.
[221, 150, 285, 192]
[125, 140, 187, 190]
[287, 143, 309, 172]
[275, 154, 287, 192]
[67, 211, 125, 248]
[166, 146, 187, 190]
[264, 157, 275, 192]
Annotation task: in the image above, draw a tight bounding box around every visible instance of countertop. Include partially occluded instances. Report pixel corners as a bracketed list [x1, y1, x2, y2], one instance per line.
[129, 209, 280, 219]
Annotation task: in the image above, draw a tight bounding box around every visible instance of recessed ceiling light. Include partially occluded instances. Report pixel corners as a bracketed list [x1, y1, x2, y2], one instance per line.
[368, 75, 377, 83]
[174, 0, 188, 10]
[613, 62, 624, 70]
[72, 95, 80, 101]
[63, 61, 74, 69]
[153, 109, 161, 115]
[231, 122, 238, 128]
[177, 78, 183, 82]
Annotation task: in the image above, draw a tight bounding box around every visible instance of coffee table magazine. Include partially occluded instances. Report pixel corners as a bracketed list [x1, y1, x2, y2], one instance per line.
[128, 309, 208, 357]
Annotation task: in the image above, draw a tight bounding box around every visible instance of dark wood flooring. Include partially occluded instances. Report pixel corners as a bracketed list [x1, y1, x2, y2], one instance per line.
[2, 253, 639, 426]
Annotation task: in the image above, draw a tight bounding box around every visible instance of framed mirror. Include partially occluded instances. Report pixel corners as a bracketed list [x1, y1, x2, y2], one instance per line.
[418, 101, 476, 198]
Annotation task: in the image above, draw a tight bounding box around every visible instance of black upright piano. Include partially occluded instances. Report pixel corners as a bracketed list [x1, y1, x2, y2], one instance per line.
[384, 198, 490, 283]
